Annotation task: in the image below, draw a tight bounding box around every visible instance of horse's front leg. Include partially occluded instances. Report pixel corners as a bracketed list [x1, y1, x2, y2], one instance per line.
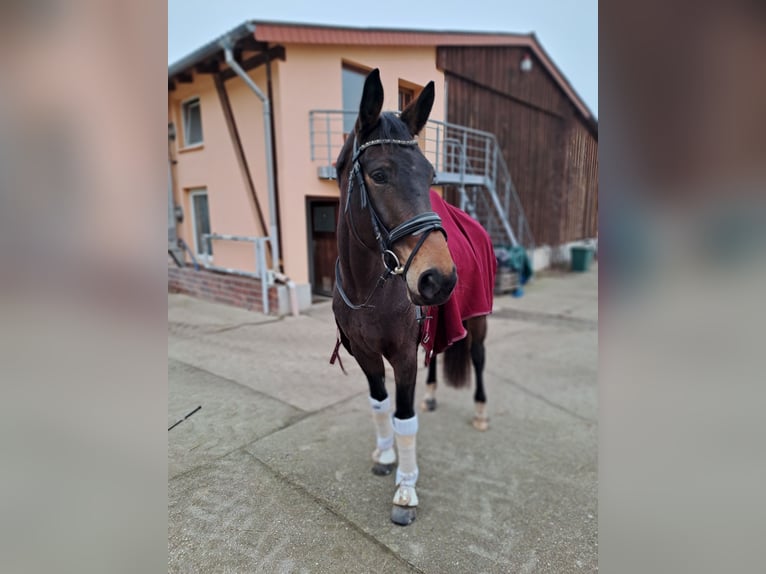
[354, 349, 397, 475]
[390, 350, 420, 526]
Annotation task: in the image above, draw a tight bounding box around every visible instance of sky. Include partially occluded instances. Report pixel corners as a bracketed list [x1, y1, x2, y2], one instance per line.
[168, 0, 598, 117]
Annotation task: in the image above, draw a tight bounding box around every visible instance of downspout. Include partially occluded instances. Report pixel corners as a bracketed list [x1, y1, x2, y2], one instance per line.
[265, 56, 284, 273]
[221, 38, 299, 317]
[221, 40, 280, 276]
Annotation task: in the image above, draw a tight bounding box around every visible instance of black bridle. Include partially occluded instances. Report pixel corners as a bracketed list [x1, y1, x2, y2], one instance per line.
[336, 136, 447, 310]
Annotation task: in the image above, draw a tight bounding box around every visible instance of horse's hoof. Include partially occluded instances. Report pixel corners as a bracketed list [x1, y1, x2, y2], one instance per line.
[372, 463, 395, 476]
[420, 398, 437, 412]
[472, 417, 489, 431]
[391, 505, 417, 526]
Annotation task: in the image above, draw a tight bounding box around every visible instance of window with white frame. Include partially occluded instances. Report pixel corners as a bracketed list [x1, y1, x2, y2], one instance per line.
[182, 97, 203, 147]
[189, 189, 212, 259]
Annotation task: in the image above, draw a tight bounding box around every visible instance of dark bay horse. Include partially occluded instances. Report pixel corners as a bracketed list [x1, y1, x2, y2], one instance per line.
[332, 69, 491, 526]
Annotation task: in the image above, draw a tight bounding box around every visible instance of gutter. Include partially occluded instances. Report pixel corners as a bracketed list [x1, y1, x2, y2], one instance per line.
[168, 22, 254, 78]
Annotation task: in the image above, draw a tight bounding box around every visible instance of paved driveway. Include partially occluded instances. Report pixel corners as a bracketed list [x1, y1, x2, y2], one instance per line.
[168, 266, 597, 573]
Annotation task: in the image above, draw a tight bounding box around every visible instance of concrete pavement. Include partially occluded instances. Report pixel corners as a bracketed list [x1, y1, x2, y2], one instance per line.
[168, 265, 597, 573]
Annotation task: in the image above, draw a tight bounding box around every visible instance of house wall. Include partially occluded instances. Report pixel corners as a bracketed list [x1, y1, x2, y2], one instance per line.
[169, 44, 444, 292]
[168, 66, 273, 274]
[271, 44, 444, 285]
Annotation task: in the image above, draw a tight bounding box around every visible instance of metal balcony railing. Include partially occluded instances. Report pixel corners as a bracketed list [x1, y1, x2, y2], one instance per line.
[308, 110, 534, 250]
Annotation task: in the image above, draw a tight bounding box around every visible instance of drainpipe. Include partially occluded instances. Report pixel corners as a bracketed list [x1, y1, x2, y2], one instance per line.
[221, 38, 300, 317]
[221, 39, 280, 275]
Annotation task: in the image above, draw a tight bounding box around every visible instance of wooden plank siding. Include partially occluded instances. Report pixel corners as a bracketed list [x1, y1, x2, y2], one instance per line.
[561, 120, 599, 243]
[438, 46, 597, 246]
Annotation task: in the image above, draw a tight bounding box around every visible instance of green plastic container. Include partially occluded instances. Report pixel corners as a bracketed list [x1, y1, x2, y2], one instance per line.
[571, 246, 594, 272]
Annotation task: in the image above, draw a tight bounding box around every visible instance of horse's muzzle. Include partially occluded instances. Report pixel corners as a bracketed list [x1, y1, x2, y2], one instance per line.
[415, 266, 457, 306]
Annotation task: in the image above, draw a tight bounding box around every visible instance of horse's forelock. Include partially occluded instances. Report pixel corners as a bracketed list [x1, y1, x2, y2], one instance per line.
[378, 113, 411, 141]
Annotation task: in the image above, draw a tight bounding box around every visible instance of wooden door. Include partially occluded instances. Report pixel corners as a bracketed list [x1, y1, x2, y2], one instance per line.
[309, 199, 339, 296]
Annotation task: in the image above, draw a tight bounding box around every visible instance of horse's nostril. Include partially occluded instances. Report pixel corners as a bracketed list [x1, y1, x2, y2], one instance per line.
[418, 270, 440, 300]
[418, 268, 457, 304]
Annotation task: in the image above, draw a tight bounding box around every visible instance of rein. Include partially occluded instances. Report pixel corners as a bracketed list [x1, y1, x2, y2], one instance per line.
[336, 136, 446, 310]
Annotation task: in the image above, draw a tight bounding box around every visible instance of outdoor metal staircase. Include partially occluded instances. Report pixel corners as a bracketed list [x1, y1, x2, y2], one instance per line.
[309, 110, 534, 251]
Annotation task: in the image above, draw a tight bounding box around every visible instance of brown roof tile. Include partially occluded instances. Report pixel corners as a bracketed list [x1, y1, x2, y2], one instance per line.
[253, 23, 530, 47]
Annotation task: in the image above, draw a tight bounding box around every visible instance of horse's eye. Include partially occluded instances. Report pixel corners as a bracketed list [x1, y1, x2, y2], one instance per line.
[370, 170, 387, 184]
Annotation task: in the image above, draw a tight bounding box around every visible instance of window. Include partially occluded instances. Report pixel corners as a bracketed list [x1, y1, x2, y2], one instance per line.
[398, 86, 414, 111]
[189, 189, 212, 259]
[398, 80, 426, 147]
[342, 64, 368, 134]
[398, 79, 423, 111]
[182, 97, 203, 147]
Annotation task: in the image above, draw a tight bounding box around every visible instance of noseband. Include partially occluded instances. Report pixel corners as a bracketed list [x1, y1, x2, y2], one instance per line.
[336, 136, 447, 310]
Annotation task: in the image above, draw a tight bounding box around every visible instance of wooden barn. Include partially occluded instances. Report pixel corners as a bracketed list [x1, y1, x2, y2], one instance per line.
[438, 41, 598, 264]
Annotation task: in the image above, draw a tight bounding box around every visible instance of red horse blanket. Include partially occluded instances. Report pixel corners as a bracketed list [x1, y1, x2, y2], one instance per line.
[421, 190, 497, 362]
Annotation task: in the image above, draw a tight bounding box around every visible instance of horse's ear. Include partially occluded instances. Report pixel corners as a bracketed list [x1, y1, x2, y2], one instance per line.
[400, 81, 435, 136]
[356, 69, 384, 135]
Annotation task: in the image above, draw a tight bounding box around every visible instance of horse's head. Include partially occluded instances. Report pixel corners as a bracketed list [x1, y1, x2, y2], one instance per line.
[337, 69, 457, 307]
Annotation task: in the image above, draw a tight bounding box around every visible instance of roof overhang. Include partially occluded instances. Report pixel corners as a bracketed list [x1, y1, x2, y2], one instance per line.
[168, 21, 285, 91]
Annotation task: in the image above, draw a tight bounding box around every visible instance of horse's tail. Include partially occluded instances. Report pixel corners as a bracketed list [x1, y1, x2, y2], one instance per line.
[442, 334, 471, 388]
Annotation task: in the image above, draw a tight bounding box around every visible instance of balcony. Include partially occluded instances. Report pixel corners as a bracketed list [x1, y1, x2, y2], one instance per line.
[308, 110, 534, 250]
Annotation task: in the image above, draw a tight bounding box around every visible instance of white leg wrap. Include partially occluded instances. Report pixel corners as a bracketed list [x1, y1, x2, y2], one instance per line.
[393, 415, 419, 507]
[393, 416, 419, 487]
[393, 414, 418, 435]
[369, 396, 395, 462]
[473, 402, 489, 431]
[424, 383, 436, 401]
